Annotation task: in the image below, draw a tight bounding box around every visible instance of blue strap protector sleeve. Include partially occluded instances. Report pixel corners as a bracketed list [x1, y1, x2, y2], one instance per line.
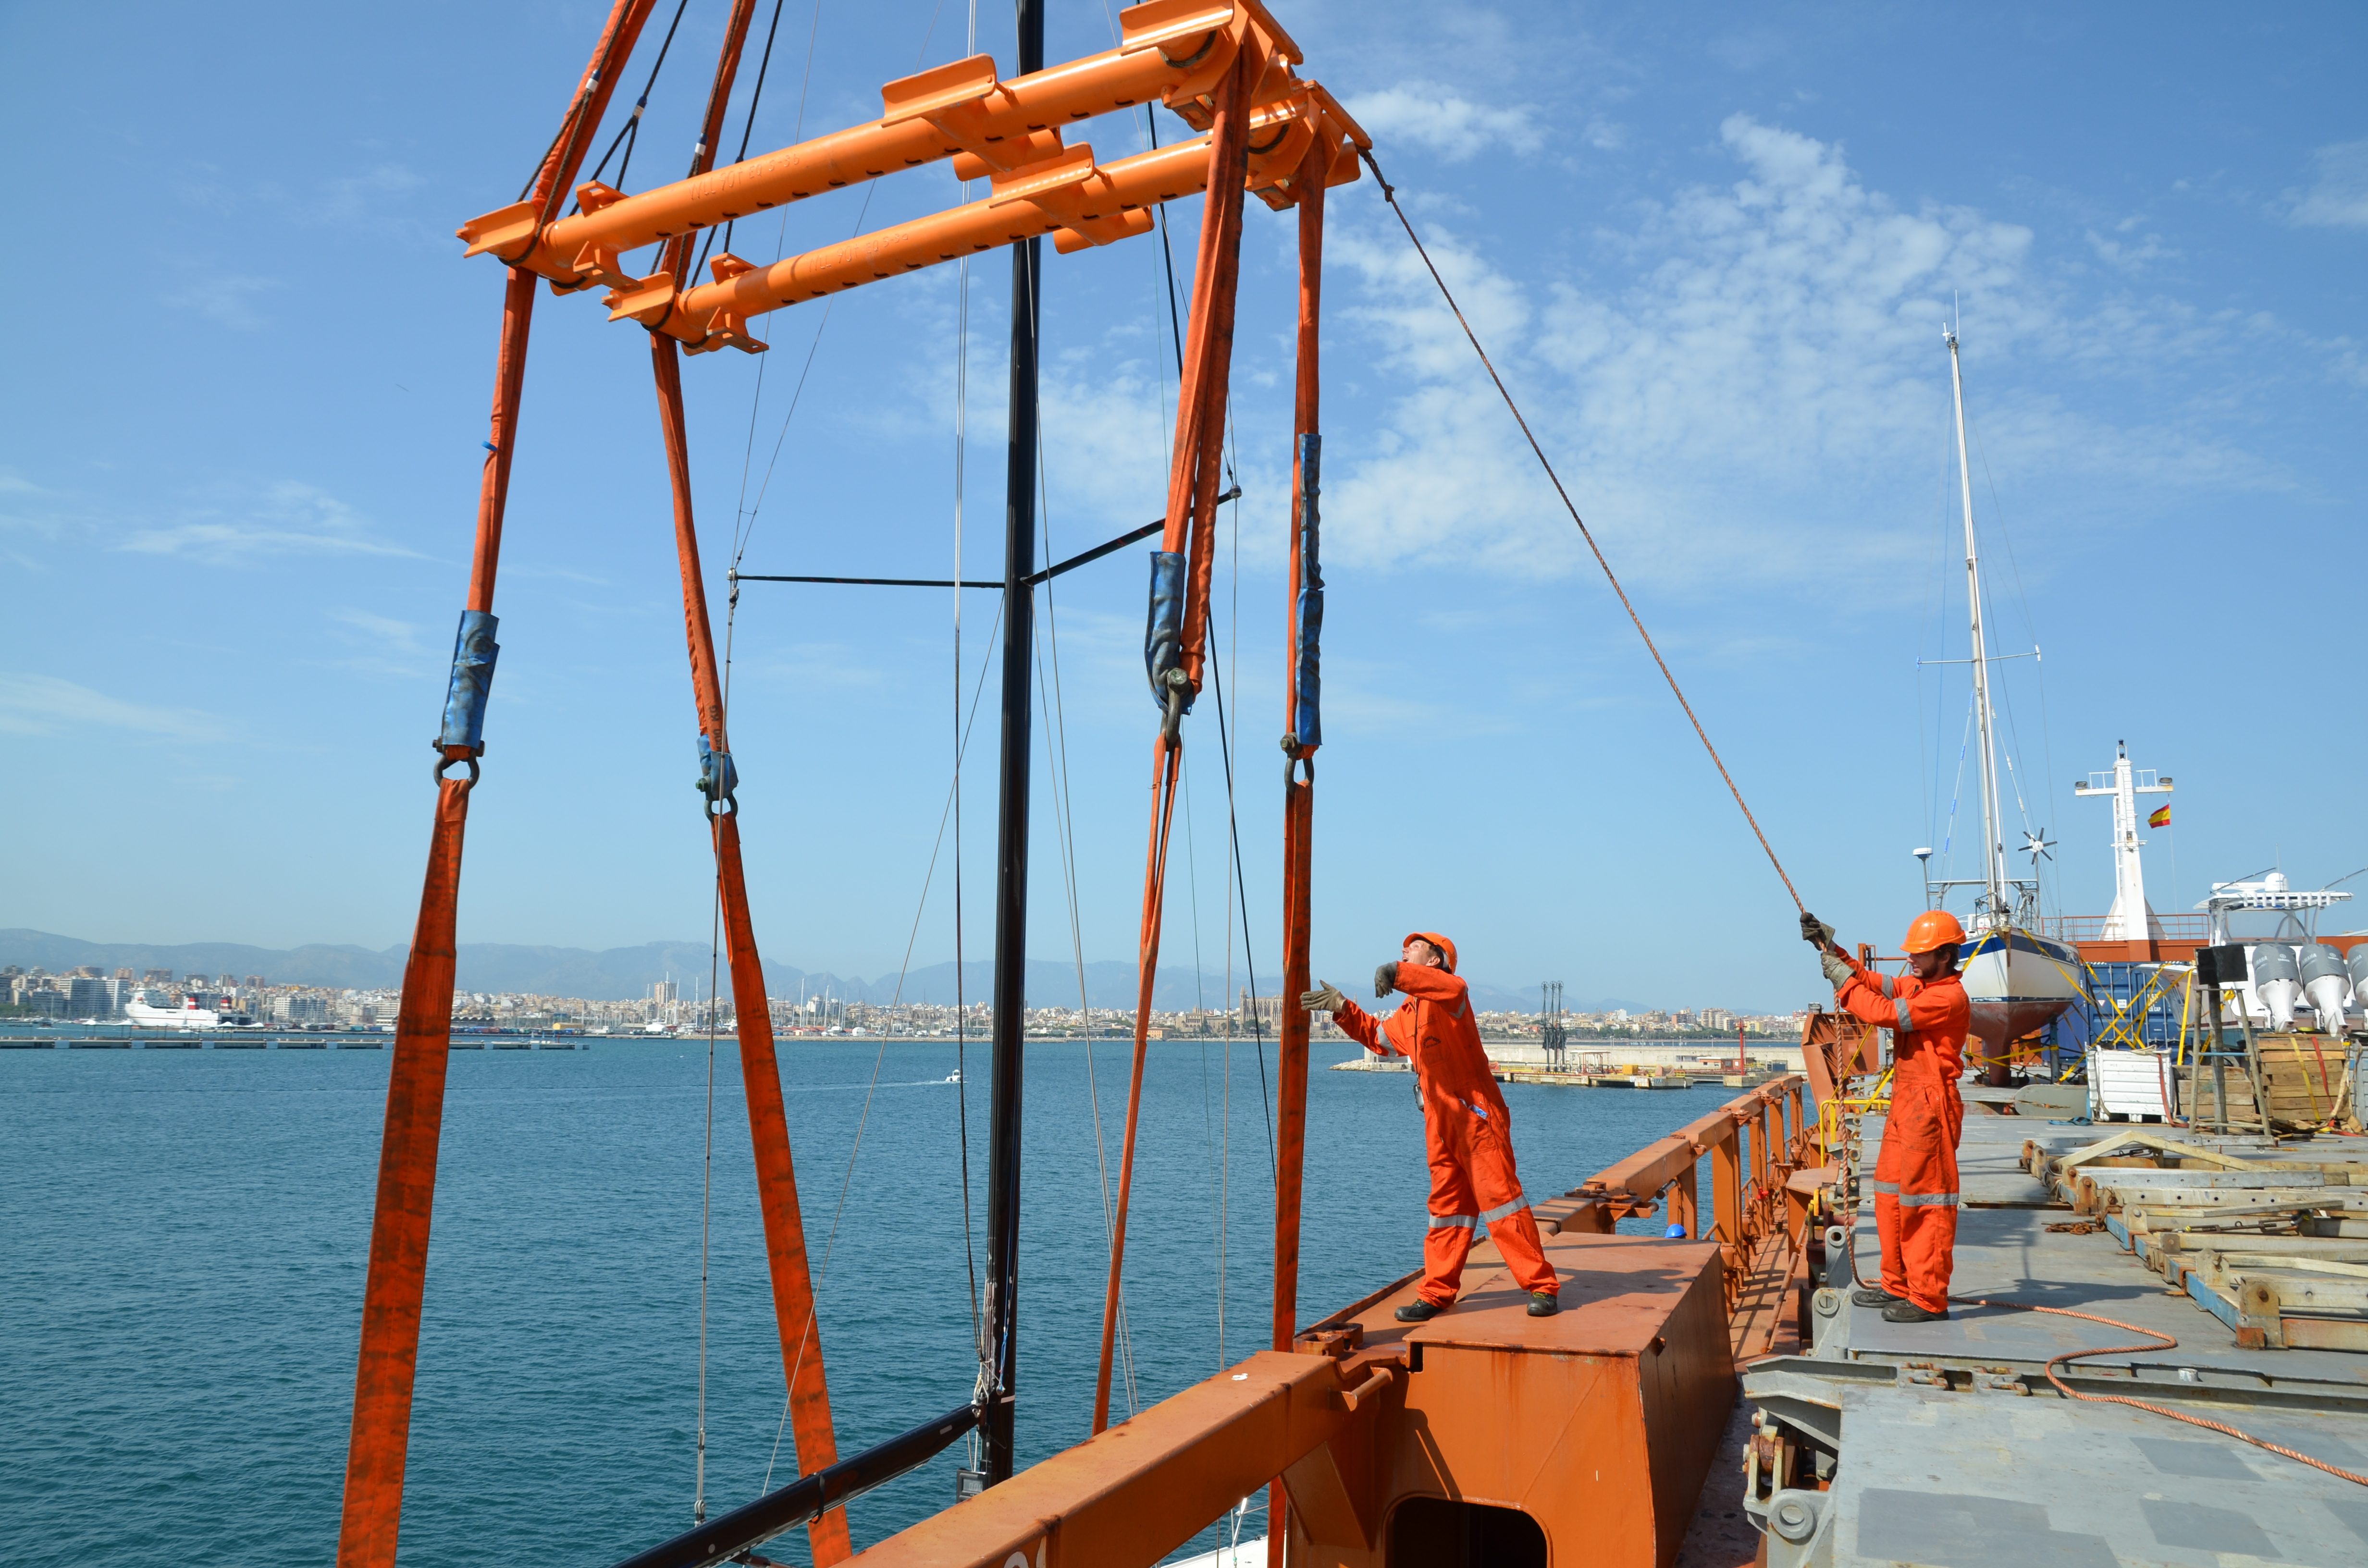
[1293, 432, 1323, 753]
[698, 734, 739, 800]
[437, 610, 500, 753]
[1144, 550, 1188, 711]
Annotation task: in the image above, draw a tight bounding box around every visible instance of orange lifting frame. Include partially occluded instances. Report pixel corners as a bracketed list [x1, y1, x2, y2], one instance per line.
[416, 2, 1369, 1562]
[456, 1, 1369, 354]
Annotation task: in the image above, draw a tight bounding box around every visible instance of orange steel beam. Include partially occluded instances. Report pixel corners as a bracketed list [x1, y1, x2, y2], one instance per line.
[457, 1, 1323, 292]
[846, 1350, 1375, 1568]
[605, 84, 1361, 352]
[651, 335, 849, 1561]
[334, 6, 659, 1566]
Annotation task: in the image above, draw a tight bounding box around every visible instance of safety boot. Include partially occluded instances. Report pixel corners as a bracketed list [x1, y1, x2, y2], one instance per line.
[1526, 1291, 1560, 1318]
[1395, 1298, 1447, 1323]
[1850, 1285, 1902, 1308]
[1880, 1298, 1949, 1323]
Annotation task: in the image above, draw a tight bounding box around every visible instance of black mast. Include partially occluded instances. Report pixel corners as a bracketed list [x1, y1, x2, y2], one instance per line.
[981, 0, 1043, 1489]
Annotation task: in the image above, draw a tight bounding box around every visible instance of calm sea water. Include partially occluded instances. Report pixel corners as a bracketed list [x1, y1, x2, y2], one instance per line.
[0, 1037, 1710, 1566]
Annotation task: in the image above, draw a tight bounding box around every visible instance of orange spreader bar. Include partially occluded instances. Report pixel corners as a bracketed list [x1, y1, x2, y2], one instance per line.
[456, 1, 1368, 356]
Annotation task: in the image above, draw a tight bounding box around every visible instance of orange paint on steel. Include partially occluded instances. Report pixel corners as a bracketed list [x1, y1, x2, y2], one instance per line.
[849, 1350, 1372, 1568]
[457, 3, 1280, 288]
[599, 85, 1362, 352]
[651, 334, 848, 1561]
[1092, 735, 1183, 1434]
[335, 6, 657, 1563]
[336, 776, 472, 1568]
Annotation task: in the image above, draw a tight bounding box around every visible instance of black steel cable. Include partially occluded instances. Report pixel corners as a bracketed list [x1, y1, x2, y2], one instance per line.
[584, 0, 692, 205]
[1359, 146, 1807, 916]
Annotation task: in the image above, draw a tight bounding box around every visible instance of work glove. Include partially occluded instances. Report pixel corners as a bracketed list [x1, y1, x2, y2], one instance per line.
[1821, 951, 1855, 990]
[1800, 911, 1836, 949]
[1374, 962, 1400, 998]
[1301, 981, 1345, 1015]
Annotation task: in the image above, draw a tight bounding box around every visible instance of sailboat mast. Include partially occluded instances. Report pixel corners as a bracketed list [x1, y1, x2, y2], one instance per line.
[981, 0, 1043, 1489]
[1947, 327, 2009, 926]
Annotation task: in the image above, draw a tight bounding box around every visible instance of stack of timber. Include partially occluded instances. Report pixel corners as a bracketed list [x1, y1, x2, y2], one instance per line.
[2174, 1035, 2361, 1133]
[2024, 1127, 2368, 1351]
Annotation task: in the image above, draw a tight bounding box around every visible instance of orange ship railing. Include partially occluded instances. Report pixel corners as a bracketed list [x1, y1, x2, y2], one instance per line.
[1541, 1075, 1822, 1360]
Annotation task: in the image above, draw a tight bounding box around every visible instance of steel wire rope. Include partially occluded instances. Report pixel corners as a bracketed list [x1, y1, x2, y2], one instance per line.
[576, 0, 694, 208]
[1019, 267, 1146, 1416]
[1359, 147, 1808, 915]
[514, 0, 650, 214]
[729, 0, 988, 1495]
[755, 590, 1008, 1494]
[1964, 400, 2062, 918]
[1920, 403, 1957, 875]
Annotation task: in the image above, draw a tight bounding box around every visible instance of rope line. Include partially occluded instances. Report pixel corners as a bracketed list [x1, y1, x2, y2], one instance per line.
[1836, 1153, 2367, 1488]
[1359, 147, 1803, 915]
[1956, 1297, 2368, 1487]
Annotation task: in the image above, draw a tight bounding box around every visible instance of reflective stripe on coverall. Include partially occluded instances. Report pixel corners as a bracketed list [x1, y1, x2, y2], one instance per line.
[1334, 963, 1560, 1305]
[1838, 966, 1969, 1312]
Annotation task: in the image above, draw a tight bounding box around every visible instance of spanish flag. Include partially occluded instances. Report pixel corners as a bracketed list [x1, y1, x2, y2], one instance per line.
[2148, 804, 2171, 828]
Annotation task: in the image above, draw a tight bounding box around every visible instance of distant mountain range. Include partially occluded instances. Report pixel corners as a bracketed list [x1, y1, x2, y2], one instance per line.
[0, 930, 1633, 1014]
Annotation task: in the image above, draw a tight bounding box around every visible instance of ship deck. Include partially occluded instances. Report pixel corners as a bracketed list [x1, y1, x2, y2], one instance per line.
[1734, 1106, 2368, 1567]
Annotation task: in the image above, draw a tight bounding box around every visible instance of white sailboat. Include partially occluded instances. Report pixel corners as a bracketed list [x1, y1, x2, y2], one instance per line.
[1925, 328, 2084, 1059]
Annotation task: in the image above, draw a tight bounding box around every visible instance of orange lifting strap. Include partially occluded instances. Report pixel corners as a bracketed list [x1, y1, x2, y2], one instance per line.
[650, 331, 850, 1563]
[649, 3, 851, 1558]
[1092, 38, 1340, 1445]
[1091, 39, 1257, 1438]
[335, 3, 660, 1565]
[1267, 128, 1325, 1553]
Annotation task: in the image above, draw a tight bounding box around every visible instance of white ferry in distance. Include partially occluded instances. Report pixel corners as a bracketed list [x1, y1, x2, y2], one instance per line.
[122, 989, 256, 1028]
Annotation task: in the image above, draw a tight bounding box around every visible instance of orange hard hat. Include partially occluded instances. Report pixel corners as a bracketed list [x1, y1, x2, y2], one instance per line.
[1901, 909, 1966, 954]
[1404, 931, 1458, 973]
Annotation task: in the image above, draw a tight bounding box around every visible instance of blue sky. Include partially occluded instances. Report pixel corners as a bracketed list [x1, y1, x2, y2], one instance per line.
[3, 2, 2362, 1013]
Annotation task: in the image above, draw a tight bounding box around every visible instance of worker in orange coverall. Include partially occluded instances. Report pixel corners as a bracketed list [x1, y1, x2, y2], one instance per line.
[1301, 932, 1562, 1321]
[1800, 907, 1970, 1323]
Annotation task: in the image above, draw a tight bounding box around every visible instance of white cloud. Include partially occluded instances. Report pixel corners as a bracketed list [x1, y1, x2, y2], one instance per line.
[119, 482, 424, 562]
[1319, 113, 2301, 587]
[331, 609, 425, 649]
[1339, 81, 1543, 163]
[2286, 138, 2368, 230]
[2084, 217, 2172, 272]
[318, 163, 427, 229]
[0, 674, 218, 739]
[164, 274, 281, 330]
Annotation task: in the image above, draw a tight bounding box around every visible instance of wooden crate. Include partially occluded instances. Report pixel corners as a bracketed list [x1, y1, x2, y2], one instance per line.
[2256, 1034, 2355, 1129]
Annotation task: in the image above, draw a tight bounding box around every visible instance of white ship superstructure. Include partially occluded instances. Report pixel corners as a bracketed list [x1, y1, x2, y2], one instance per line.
[2073, 741, 2172, 940]
[2199, 871, 2361, 1034]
